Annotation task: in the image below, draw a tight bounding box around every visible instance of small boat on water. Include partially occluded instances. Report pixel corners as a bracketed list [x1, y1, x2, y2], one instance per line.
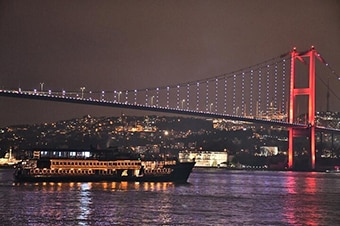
[0, 148, 21, 168]
[14, 148, 195, 183]
[326, 166, 340, 173]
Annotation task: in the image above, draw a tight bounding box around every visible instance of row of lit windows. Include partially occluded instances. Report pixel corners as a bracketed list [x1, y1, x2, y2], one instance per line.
[51, 161, 141, 167]
[144, 168, 172, 174]
[30, 168, 172, 176]
[30, 168, 141, 176]
[31, 169, 94, 175]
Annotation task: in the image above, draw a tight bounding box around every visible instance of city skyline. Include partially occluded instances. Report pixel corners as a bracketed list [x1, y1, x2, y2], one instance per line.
[0, 1, 339, 127]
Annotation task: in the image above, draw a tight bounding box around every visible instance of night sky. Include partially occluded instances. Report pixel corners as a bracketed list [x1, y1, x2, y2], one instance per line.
[0, 0, 339, 127]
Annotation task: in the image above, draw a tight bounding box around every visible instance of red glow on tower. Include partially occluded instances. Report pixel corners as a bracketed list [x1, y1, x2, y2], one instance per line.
[288, 46, 318, 170]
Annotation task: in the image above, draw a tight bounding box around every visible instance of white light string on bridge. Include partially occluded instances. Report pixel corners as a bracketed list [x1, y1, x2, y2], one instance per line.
[313, 51, 340, 104]
[118, 52, 291, 93]
[107, 52, 291, 116]
[2, 48, 340, 133]
[315, 51, 340, 80]
[3, 52, 292, 120]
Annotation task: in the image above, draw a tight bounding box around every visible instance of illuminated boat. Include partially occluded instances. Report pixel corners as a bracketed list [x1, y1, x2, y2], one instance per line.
[179, 150, 228, 168]
[0, 148, 21, 168]
[13, 148, 195, 183]
[326, 166, 340, 173]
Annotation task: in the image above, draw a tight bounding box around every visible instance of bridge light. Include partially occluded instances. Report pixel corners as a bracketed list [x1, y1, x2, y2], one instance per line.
[40, 82, 44, 92]
[209, 103, 213, 112]
[80, 87, 85, 99]
[181, 99, 185, 109]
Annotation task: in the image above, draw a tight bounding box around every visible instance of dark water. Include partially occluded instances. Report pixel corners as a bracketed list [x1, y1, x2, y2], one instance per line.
[1, 168, 340, 225]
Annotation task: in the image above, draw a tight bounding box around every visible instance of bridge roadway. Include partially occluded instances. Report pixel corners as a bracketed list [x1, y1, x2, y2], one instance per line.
[1, 89, 339, 134]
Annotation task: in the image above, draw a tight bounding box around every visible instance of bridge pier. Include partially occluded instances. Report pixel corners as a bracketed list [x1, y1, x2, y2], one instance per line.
[288, 126, 316, 170]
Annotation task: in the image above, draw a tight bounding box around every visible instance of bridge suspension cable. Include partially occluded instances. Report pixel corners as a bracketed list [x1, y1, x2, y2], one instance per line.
[1, 48, 339, 132]
[105, 53, 292, 119]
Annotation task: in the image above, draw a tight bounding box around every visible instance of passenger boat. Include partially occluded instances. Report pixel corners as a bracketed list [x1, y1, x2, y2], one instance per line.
[14, 148, 195, 183]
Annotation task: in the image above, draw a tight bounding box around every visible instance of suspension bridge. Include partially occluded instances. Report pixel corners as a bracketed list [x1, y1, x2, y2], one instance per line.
[1, 47, 339, 170]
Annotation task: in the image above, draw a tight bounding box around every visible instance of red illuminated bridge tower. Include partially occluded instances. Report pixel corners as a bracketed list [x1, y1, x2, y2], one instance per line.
[288, 46, 323, 170]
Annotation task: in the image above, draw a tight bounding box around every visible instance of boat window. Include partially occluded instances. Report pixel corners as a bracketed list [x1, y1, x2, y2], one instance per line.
[84, 151, 90, 158]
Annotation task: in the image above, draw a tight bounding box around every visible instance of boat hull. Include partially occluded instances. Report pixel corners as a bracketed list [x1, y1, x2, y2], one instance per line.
[14, 162, 195, 184]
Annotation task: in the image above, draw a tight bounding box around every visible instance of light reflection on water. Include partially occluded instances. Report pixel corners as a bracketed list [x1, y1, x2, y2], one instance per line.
[1, 168, 340, 225]
[283, 172, 321, 226]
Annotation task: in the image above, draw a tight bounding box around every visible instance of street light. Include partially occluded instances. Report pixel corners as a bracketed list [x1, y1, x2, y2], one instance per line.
[181, 99, 185, 109]
[236, 106, 239, 115]
[80, 87, 85, 99]
[151, 96, 155, 106]
[40, 82, 44, 92]
[210, 103, 213, 112]
[118, 91, 122, 102]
